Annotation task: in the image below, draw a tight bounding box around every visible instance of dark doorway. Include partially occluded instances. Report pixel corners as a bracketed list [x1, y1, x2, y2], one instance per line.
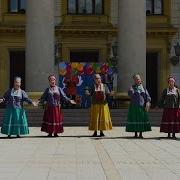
[70, 50, 99, 62]
[146, 53, 158, 107]
[10, 51, 25, 90]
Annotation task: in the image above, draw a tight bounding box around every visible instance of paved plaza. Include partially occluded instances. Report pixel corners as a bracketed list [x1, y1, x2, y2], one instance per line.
[0, 127, 180, 180]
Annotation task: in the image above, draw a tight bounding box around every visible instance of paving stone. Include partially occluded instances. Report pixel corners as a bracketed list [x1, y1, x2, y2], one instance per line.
[0, 127, 179, 180]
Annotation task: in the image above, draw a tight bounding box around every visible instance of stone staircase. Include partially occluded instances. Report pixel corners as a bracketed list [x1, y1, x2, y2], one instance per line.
[0, 108, 163, 127]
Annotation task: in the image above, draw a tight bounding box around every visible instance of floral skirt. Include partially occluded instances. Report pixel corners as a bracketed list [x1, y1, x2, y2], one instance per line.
[160, 108, 180, 133]
[41, 106, 64, 134]
[1, 107, 29, 135]
[89, 103, 112, 131]
[126, 104, 151, 132]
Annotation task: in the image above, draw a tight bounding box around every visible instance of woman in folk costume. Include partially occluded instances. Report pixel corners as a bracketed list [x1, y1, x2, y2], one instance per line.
[0, 77, 37, 138]
[126, 74, 151, 138]
[87, 74, 113, 137]
[159, 77, 180, 139]
[38, 75, 76, 137]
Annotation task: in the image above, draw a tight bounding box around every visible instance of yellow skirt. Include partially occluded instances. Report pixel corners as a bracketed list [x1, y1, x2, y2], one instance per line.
[89, 103, 112, 131]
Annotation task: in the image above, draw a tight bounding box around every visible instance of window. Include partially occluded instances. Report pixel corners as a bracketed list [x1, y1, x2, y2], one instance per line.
[70, 50, 99, 62]
[68, 0, 104, 15]
[9, 0, 26, 13]
[146, 0, 163, 15]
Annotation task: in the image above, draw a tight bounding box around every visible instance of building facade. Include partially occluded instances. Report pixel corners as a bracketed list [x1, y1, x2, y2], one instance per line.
[0, 0, 179, 106]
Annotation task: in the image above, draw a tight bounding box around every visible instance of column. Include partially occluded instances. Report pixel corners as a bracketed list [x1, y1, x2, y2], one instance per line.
[0, 47, 9, 95]
[54, 0, 62, 80]
[26, 0, 55, 91]
[117, 0, 146, 92]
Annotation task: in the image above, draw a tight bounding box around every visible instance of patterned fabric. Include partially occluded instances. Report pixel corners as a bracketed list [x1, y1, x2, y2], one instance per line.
[2, 89, 32, 108]
[40, 86, 70, 134]
[126, 104, 151, 132]
[41, 106, 64, 134]
[167, 87, 178, 95]
[160, 108, 180, 133]
[159, 88, 180, 108]
[95, 91, 105, 103]
[128, 84, 151, 107]
[0, 89, 32, 136]
[91, 83, 110, 104]
[40, 86, 70, 107]
[1, 107, 29, 135]
[89, 103, 112, 131]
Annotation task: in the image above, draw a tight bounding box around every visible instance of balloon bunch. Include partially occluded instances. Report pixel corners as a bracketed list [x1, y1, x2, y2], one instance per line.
[59, 62, 114, 76]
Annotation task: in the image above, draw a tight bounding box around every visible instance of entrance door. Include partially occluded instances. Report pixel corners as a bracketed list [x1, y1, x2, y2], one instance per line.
[10, 51, 25, 90]
[70, 50, 99, 62]
[146, 53, 158, 107]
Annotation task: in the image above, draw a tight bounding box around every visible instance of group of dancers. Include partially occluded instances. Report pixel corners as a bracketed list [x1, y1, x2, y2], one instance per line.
[0, 73, 179, 139]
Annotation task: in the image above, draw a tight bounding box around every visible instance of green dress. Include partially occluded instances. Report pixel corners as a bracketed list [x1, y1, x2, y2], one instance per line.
[1, 89, 32, 136]
[126, 85, 151, 132]
[1, 107, 29, 135]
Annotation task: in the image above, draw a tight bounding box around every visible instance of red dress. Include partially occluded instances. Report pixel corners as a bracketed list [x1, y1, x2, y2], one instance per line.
[160, 108, 180, 133]
[40, 87, 69, 134]
[159, 88, 180, 133]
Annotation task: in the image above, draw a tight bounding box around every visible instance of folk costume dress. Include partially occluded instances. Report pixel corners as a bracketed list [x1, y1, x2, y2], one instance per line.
[1, 89, 32, 135]
[126, 84, 152, 132]
[159, 87, 180, 133]
[40, 86, 70, 134]
[89, 83, 112, 131]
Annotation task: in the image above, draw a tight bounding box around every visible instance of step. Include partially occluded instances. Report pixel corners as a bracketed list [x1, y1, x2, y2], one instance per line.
[0, 108, 163, 127]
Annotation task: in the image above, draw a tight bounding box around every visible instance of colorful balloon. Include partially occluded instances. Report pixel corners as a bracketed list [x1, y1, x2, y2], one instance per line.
[72, 69, 78, 75]
[95, 67, 101, 74]
[77, 63, 84, 71]
[71, 62, 78, 69]
[100, 64, 109, 74]
[59, 69, 67, 76]
[87, 67, 94, 75]
[108, 67, 113, 75]
[92, 63, 98, 70]
[66, 64, 72, 74]
[78, 69, 84, 75]
[59, 62, 67, 70]
[108, 62, 113, 68]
